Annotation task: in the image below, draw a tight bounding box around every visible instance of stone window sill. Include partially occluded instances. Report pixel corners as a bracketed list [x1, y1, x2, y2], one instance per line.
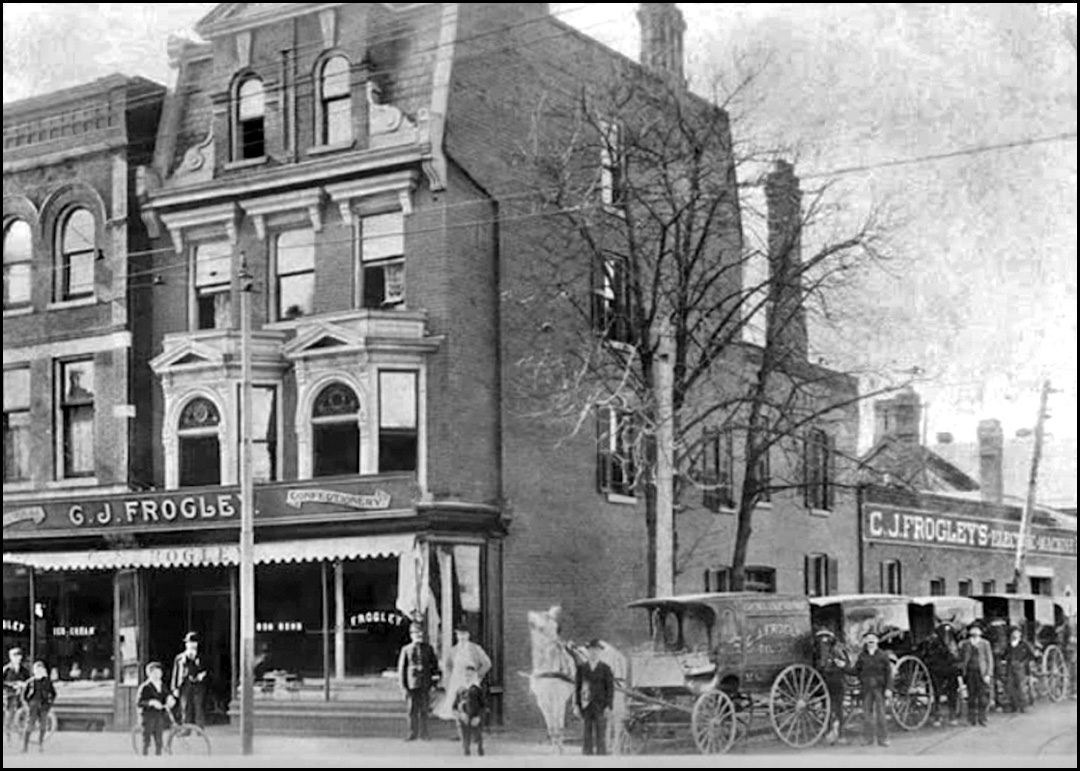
[307, 141, 356, 157]
[809, 507, 832, 518]
[225, 156, 269, 171]
[46, 477, 100, 489]
[605, 492, 638, 506]
[3, 306, 33, 317]
[47, 296, 97, 311]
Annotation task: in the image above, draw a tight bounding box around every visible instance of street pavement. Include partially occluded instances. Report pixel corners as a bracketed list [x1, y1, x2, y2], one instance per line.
[3, 699, 1075, 768]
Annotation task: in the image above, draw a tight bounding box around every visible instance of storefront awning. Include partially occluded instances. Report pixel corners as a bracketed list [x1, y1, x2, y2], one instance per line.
[3, 534, 416, 572]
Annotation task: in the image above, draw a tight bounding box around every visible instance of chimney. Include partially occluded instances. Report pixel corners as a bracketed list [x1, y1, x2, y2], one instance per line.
[637, 3, 686, 83]
[936, 432, 954, 444]
[764, 160, 808, 361]
[978, 419, 1004, 505]
[872, 387, 923, 446]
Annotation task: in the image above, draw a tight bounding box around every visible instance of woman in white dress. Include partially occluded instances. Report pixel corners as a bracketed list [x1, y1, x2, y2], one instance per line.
[435, 625, 492, 721]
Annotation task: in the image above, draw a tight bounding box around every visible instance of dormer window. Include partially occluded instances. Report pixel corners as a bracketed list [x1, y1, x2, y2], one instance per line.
[320, 55, 353, 146]
[235, 76, 266, 161]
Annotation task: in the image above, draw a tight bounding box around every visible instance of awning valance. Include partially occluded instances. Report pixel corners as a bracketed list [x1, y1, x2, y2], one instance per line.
[3, 534, 416, 572]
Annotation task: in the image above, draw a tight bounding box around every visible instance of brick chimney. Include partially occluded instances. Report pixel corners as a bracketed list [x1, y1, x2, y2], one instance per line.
[978, 419, 1004, 505]
[873, 387, 923, 446]
[637, 3, 686, 83]
[764, 160, 808, 361]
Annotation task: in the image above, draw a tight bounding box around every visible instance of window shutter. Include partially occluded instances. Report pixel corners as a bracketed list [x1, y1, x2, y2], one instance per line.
[802, 432, 812, 508]
[596, 408, 611, 493]
[704, 570, 711, 592]
[826, 434, 837, 510]
[804, 554, 812, 596]
[879, 561, 886, 593]
[827, 557, 838, 597]
[590, 258, 603, 333]
[895, 562, 902, 594]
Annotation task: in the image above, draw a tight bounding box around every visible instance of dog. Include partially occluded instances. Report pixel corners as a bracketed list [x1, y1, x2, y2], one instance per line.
[452, 683, 486, 756]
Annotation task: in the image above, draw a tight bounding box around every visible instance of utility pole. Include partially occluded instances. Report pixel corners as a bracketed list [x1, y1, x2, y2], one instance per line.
[238, 255, 256, 755]
[1013, 379, 1052, 592]
[655, 315, 675, 597]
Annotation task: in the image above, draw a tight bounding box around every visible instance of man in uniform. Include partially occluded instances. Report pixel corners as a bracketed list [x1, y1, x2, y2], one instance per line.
[398, 623, 440, 741]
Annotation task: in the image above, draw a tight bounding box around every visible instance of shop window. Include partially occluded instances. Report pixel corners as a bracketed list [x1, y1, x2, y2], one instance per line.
[239, 385, 277, 482]
[342, 557, 405, 678]
[3, 367, 31, 482]
[58, 208, 96, 301]
[57, 359, 94, 479]
[192, 241, 232, 330]
[981, 579, 996, 595]
[274, 229, 315, 320]
[33, 571, 115, 687]
[804, 553, 836, 598]
[705, 566, 775, 593]
[234, 76, 266, 160]
[958, 579, 972, 597]
[597, 406, 636, 497]
[701, 428, 735, 511]
[361, 212, 405, 309]
[319, 55, 353, 146]
[255, 563, 327, 681]
[881, 560, 902, 594]
[428, 544, 485, 662]
[599, 119, 627, 210]
[312, 383, 360, 477]
[378, 371, 417, 473]
[3, 218, 32, 309]
[804, 428, 835, 511]
[929, 577, 946, 596]
[591, 255, 632, 344]
[178, 398, 221, 487]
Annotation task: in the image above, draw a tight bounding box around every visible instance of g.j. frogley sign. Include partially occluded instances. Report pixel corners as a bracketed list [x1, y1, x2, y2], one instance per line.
[864, 505, 1077, 557]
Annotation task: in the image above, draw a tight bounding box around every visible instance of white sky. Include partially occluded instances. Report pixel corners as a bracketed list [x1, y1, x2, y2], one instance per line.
[4, 3, 1077, 449]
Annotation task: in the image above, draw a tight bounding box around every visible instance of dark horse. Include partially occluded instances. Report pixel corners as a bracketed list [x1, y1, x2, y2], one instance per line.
[452, 684, 486, 756]
[918, 624, 962, 726]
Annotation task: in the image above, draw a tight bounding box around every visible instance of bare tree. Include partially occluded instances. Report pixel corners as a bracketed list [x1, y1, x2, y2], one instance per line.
[508, 60, 913, 593]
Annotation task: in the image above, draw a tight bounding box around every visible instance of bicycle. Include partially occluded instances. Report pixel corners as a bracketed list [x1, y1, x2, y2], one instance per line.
[130, 704, 211, 756]
[5, 684, 58, 749]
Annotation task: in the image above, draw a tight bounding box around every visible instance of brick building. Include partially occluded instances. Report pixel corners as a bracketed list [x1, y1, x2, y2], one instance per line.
[4, 2, 862, 735]
[861, 389, 1077, 599]
[3, 74, 166, 724]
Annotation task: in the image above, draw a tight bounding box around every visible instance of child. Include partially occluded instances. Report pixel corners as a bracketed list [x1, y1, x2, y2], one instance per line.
[137, 662, 171, 756]
[22, 660, 56, 753]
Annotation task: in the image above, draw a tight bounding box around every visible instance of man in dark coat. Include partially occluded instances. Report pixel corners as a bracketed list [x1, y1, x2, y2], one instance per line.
[851, 631, 893, 747]
[397, 623, 441, 741]
[171, 632, 209, 728]
[574, 639, 615, 756]
[813, 629, 850, 745]
[1002, 626, 1036, 713]
[959, 622, 994, 726]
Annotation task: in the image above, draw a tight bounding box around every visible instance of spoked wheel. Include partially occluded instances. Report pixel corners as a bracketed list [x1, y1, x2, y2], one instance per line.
[892, 656, 934, 731]
[612, 716, 649, 756]
[130, 723, 142, 755]
[10, 708, 56, 747]
[690, 691, 738, 755]
[1042, 645, 1068, 703]
[168, 723, 211, 756]
[769, 664, 831, 748]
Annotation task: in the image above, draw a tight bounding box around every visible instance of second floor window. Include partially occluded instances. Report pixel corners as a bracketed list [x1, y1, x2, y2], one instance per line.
[804, 553, 836, 598]
[591, 256, 632, 344]
[239, 385, 277, 483]
[929, 577, 946, 596]
[881, 560, 902, 594]
[58, 359, 94, 479]
[701, 428, 735, 512]
[3, 367, 31, 482]
[179, 398, 221, 487]
[378, 371, 418, 473]
[361, 212, 405, 309]
[597, 406, 636, 498]
[958, 579, 972, 597]
[4, 219, 32, 309]
[599, 120, 627, 209]
[981, 579, 996, 595]
[312, 383, 360, 477]
[193, 241, 232, 330]
[59, 208, 95, 300]
[804, 428, 835, 511]
[705, 565, 776, 593]
[274, 229, 315, 320]
[320, 56, 353, 146]
[235, 76, 266, 160]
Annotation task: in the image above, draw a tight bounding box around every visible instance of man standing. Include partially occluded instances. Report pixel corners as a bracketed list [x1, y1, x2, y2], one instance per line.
[813, 629, 850, 745]
[4, 647, 31, 737]
[959, 622, 994, 727]
[575, 639, 615, 756]
[171, 632, 209, 728]
[398, 623, 440, 741]
[1002, 626, 1036, 713]
[851, 632, 892, 747]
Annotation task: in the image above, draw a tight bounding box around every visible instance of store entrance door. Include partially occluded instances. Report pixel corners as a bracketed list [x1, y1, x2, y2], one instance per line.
[188, 589, 233, 724]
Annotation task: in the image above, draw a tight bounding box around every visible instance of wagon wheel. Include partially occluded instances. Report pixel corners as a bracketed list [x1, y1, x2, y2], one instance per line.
[891, 655, 934, 731]
[769, 664, 831, 749]
[1041, 645, 1068, 703]
[690, 691, 737, 755]
[612, 715, 649, 756]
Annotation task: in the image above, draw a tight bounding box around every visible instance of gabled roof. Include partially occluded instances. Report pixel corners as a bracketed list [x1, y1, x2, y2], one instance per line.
[859, 435, 980, 494]
[195, 3, 431, 38]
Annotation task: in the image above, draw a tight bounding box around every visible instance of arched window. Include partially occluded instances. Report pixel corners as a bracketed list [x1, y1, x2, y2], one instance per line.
[178, 398, 221, 487]
[311, 383, 360, 477]
[3, 218, 32, 309]
[235, 76, 266, 160]
[320, 55, 352, 146]
[59, 208, 96, 300]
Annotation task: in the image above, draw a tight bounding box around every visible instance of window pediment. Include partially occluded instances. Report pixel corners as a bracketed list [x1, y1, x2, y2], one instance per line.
[159, 203, 239, 253]
[240, 189, 324, 240]
[325, 170, 418, 222]
[283, 322, 365, 360]
[150, 340, 225, 374]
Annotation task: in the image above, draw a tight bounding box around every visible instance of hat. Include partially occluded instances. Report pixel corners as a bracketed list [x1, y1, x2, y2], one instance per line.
[9, 647, 23, 656]
[454, 623, 471, 633]
[967, 623, 983, 634]
[183, 632, 200, 644]
[145, 661, 163, 674]
[862, 631, 880, 641]
[586, 638, 603, 650]
[814, 628, 836, 639]
[1008, 624, 1022, 634]
[409, 622, 425, 634]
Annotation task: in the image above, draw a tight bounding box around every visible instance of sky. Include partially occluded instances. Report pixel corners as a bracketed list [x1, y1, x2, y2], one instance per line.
[3, 3, 1077, 451]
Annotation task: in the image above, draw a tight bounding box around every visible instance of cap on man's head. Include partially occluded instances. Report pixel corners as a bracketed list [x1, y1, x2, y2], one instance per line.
[968, 623, 983, 634]
[9, 647, 23, 656]
[183, 632, 199, 644]
[146, 661, 163, 675]
[814, 628, 836, 639]
[586, 638, 603, 650]
[863, 631, 880, 642]
[454, 623, 470, 633]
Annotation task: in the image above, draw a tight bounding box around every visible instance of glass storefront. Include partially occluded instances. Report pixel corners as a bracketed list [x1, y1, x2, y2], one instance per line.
[3, 563, 31, 657]
[34, 571, 115, 683]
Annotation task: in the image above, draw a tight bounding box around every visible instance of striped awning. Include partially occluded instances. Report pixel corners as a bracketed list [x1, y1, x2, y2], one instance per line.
[3, 534, 415, 572]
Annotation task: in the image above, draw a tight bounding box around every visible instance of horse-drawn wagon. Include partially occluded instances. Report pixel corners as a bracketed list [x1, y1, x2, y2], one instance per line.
[974, 593, 1070, 704]
[907, 595, 982, 725]
[613, 593, 832, 755]
[809, 594, 936, 732]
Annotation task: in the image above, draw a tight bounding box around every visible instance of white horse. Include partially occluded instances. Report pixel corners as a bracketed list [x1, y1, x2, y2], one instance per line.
[524, 607, 629, 754]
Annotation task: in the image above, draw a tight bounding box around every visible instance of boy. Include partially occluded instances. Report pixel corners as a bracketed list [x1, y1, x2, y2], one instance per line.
[137, 662, 172, 756]
[21, 660, 55, 753]
[851, 632, 892, 747]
